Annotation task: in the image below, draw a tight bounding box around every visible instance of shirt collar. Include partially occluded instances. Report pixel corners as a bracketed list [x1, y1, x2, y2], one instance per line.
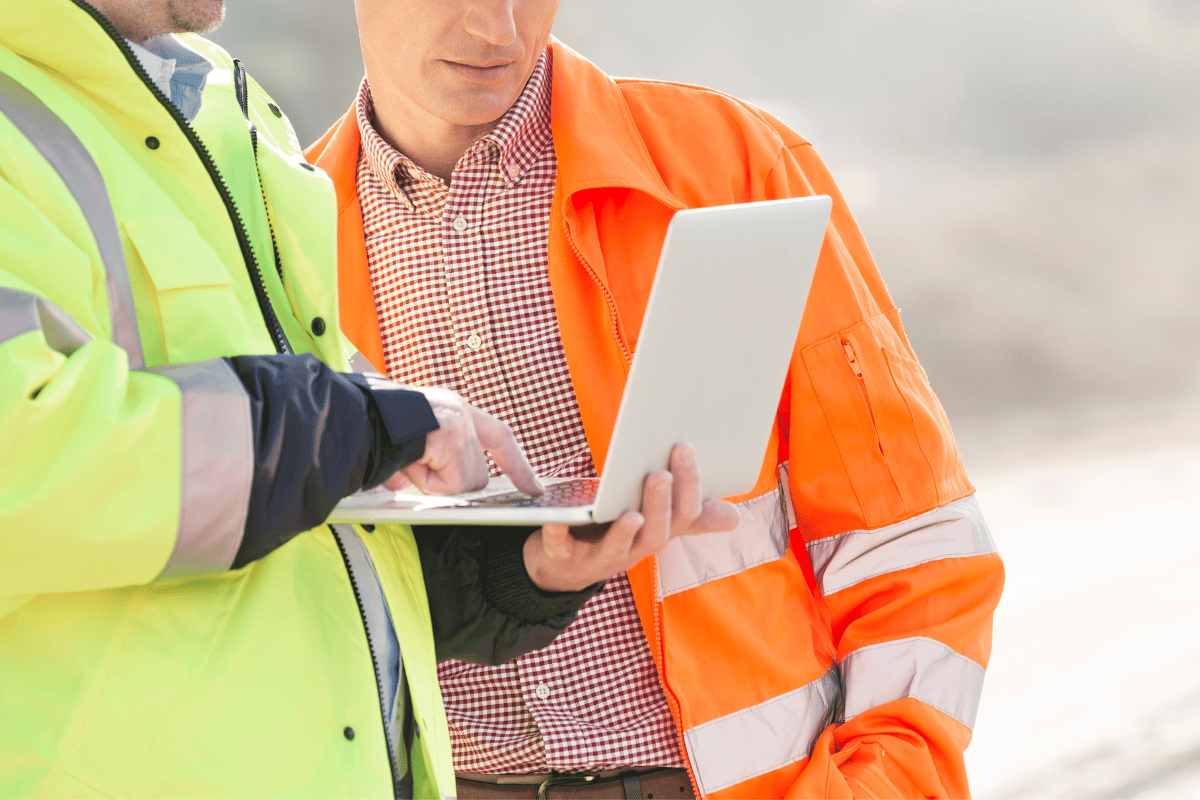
[356, 47, 553, 210]
[127, 38, 175, 98]
[474, 46, 552, 187]
[126, 34, 213, 122]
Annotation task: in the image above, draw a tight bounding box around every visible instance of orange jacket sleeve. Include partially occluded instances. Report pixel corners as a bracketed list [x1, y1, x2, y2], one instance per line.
[765, 127, 1004, 798]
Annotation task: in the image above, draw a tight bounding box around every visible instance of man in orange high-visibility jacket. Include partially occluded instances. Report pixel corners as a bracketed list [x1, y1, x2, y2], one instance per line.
[307, 2, 1004, 796]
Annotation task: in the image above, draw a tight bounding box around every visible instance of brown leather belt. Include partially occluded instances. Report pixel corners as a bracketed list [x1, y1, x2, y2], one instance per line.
[455, 768, 695, 799]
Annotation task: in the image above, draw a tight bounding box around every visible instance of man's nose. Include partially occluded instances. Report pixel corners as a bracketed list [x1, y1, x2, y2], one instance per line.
[464, 0, 517, 47]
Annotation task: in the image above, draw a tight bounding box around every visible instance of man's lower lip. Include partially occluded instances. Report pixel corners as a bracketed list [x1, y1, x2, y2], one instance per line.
[444, 62, 512, 80]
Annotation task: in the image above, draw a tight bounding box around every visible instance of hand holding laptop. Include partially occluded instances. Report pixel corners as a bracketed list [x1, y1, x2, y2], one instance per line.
[522, 443, 740, 593]
[383, 386, 545, 497]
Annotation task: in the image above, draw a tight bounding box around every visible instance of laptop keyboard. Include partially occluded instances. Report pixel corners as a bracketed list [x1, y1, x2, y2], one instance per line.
[465, 478, 600, 508]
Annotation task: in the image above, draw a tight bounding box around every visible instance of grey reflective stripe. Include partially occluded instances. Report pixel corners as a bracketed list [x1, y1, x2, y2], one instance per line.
[841, 636, 985, 729]
[151, 360, 253, 578]
[0, 72, 260, 585]
[331, 524, 405, 782]
[1, 291, 250, 577]
[807, 496, 996, 596]
[657, 486, 789, 598]
[684, 667, 841, 795]
[0, 287, 92, 355]
[0, 69, 144, 368]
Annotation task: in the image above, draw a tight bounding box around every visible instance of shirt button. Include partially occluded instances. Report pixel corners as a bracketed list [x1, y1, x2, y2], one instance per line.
[466, 333, 483, 351]
[506, 163, 520, 180]
[535, 683, 550, 700]
[452, 215, 468, 232]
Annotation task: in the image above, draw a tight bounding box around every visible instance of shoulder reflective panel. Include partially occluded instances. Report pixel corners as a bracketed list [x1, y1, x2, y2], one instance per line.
[657, 487, 789, 598]
[0, 287, 92, 353]
[0, 69, 144, 368]
[807, 495, 996, 596]
[840, 636, 985, 729]
[684, 667, 841, 795]
[149, 360, 254, 577]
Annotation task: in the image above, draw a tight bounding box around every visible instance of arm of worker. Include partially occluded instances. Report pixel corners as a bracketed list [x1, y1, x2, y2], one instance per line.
[418, 443, 739, 665]
[0, 173, 537, 603]
[757, 130, 1004, 798]
[224, 357, 540, 568]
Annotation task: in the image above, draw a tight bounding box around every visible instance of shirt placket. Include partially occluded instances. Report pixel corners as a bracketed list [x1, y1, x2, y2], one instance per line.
[516, 660, 559, 765]
[353, 56, 687, 773]
[442, 149, 521, 434]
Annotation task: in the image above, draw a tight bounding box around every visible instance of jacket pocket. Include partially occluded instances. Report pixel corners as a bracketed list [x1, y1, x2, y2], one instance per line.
[123, 218, 256, 363]
[801, 314, 968, 527]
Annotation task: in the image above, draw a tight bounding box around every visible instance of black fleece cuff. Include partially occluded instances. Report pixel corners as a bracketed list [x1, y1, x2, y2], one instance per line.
[478, 528, 604, 624]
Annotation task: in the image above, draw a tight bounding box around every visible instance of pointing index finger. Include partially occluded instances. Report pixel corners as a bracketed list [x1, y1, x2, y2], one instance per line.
[471, 408, 544, 496]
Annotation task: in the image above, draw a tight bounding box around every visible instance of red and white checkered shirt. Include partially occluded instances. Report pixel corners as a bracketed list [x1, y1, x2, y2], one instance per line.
[355, 51, 686, 774]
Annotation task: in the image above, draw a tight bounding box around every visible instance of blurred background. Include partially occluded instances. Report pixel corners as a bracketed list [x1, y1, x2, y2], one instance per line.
[213, 2, 1200, 796]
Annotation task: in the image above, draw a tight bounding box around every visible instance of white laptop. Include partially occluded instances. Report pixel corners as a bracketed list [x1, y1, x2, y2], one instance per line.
[330, 195, 832, 526]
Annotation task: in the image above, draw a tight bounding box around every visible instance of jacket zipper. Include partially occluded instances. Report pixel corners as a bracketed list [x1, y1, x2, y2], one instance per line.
[650, 557, 703, 798]
[233, 60, 286, 282]
[332, 527, 403, 800]
[841, 338, 884, 456]
[73, 0, 292, 356]
[562, 219, 632, 365]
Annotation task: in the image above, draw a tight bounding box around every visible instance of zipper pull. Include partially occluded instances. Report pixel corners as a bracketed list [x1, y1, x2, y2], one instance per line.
[233, 59, 258, 154]
[841, 339, 864, 380]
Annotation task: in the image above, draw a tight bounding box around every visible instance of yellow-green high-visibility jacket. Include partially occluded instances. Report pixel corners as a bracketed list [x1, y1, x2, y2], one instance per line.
[0, 2, 458, 796]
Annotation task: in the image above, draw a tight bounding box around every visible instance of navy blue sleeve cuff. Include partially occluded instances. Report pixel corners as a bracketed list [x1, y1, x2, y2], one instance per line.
[346, 372, 439, 487]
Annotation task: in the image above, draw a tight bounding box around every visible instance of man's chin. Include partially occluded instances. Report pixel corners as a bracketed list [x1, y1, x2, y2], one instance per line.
[169, 0, 226, 34]
[439, 93, 522, 130]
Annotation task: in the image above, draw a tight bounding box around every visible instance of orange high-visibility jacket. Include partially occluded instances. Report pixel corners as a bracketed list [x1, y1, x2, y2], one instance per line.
[308, 39, 1003, 800]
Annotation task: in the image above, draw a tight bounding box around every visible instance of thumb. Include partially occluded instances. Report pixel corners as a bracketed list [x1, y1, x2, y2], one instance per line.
[682, 500, 740, 536]
[540, 525, 574, 560]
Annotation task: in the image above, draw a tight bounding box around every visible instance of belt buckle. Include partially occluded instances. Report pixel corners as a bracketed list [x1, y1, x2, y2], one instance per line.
[536, 772, 598, 799]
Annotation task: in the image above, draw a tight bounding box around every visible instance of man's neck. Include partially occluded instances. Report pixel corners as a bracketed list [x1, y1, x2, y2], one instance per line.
[368, 84, 498, 185]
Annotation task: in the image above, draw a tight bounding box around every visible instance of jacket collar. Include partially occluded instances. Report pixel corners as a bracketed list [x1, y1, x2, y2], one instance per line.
[547, 39, 682, 212]
[3, 1, 187, 129]
[309, 37, 685, 216]
[308, 88, 364, 216]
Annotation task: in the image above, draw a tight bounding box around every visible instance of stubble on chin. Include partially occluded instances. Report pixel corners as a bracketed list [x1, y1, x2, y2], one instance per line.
[168, 0, 225, 34]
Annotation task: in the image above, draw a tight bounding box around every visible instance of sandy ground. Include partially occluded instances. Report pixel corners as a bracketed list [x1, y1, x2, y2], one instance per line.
[961, 409, 1200, 798]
